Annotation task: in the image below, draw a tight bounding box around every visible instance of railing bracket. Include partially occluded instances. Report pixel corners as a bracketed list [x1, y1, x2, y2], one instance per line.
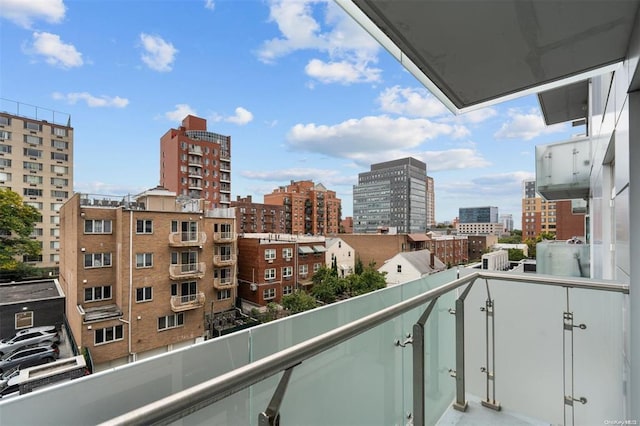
[258, 366, 297, 426]
[394, 333, 413, 348]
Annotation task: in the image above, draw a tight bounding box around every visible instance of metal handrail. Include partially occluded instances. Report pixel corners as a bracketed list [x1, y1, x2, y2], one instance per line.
[99, 271, 628, 426]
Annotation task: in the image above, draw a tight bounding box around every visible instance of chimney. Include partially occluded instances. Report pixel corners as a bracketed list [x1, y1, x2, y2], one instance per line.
[430, 252, 435, 268]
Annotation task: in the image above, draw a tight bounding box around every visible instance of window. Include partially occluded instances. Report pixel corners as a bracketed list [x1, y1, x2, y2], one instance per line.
[50, 241, 60, 249]
[84, 219, 112, 234]
[136, 287, 153, 302]
[263, 288, 276, 300]
[0, 143, 11, 153]
[94, 325, 123, 345]
[51, 177, 68, 186]
[0, 172, 11, 182]
[313, 263, 321, 272]
[299, 264, 308, 276]
[23, 175, 43, 184]
[51, 165, 68, 174]
[283, 285, 293, 296]
[24, 134, 42, 144]
[51, 152, 68, 161]
[30, 228, 43, 236]
[282, 248, 293, 259]
[84, 285, 112, 302]
[158, 313, 184, 331]
[397, 264, 402, 273]
[50, 254, 59, 262]
[0, 158, 11, 167]
[265, 249, 276, 260]
[0, 130, 11, 140]
[136, 219, 153, 234]
[264, 268, 276, 280]
[23, 188, 42, 197]
[24, 122, 42, 131]
[23, 147, 42, 158]
[51, 203, 63, 212]
[51, 190, 68, 198]
[84, 253, 112, 268]
[15, 311, 33, 329]
[23, 161, 42, 171]
[50, 228, 59, 237]
[136, 253, 153, 268]
[52, 127, 67, 137]
[217, 289, 231, 300]
[0, 116, 9, 125]
[282, 266, 293, 278]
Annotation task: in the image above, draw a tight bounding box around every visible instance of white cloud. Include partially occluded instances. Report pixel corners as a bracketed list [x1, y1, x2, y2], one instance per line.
[73, 181, 148, 196]
[305, 59, 381, 84]
[494, 108, 567, 141]
[378, 86, 449, 118]
[240, 167, 353, 186]
[225, 107, 254, 125]
[258, 0, 381, 85]
[204, 0, 215, 10]
[165, 104, 197, 122]
[52, 92, 129, 108]
[29, 32, 83, 68]
[139, 33, 177, 72]
[0, 0, 65, 28]
[421, 149, 491, 172]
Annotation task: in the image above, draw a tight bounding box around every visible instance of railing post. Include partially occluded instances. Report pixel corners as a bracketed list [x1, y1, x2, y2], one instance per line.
[452, 282, 474, 412]
[410, 297, 439, 426]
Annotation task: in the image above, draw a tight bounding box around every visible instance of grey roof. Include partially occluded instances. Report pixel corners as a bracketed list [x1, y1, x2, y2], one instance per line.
[396, 249, 446, 275]
[0, 279, 63, 305]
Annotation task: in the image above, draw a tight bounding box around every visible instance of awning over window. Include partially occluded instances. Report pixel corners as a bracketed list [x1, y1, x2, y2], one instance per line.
[313, 245, 326, 253]
[298, 246, 314, 254]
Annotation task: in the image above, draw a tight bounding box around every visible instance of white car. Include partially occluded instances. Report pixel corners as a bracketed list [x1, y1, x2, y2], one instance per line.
[0, 326, 60, 356]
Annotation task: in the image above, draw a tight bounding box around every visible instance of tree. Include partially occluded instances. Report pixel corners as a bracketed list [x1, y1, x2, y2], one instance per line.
[525, 232, 556, 258]
[508, 248, 526, 261]
[354, 256, 364, 275]
[282, 290, 317, 314]
[0, 188, 41, 274]
[347, 267, 386, 296]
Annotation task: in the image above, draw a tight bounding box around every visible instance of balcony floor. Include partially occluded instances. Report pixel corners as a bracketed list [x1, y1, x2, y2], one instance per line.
[437, 394, 549, 426]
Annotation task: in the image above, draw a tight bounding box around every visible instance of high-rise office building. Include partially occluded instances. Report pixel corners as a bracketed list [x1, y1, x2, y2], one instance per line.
[499, 214, 514, 233]
[160, 115, 231, 209]
[353, 157, 428, 234]
[263, 180, 341, 235]
[0, 103, 73, 270]
[426, 176, 436, 228]
[459, 206, 498, 223]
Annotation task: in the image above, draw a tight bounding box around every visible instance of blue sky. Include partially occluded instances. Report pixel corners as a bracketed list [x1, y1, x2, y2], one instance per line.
[0, 0, 581, 228]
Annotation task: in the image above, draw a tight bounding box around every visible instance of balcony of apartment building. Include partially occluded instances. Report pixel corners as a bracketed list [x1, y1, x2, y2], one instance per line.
[6, 267, 629, 426]
[188, 146, 203, 156]
[168, 262, 206, 280]
[168, 231, 207, 247]
[220, 160, 231, 173]
[220, 172, 230, 183]
[213, 274, 235, 289]
[187, 167, 202, 178]
[212, 230, 236, 242]
[213, 253, 237, 267]
[170, 292, 206, 312]
[219, 182, 231, 193]
[188, 156, 203, 167]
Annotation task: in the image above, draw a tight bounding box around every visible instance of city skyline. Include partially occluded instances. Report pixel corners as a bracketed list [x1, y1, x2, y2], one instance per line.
[0, 0, 583, 228]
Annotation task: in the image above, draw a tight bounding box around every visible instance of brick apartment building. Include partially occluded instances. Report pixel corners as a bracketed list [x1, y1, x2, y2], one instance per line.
[0, 103, 73, 270]
[160, 115, 231, 208]
[231, 195, 287, 234]
[59, 187, 238, 370]
[237, 234, 326, 307]
[264, 180, 341, 235]
[466, 234, 499, 261]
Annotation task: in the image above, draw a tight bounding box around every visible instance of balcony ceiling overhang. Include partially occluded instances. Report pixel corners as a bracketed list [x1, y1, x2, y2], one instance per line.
[338, 0, 640, 115]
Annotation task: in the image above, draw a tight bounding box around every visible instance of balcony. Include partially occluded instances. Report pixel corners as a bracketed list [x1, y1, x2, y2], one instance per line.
[213, 253, 237, 266]
[168, 232, 207, 247]
[536, 137, 590, 200]
[170, 292, 205, 312]
[0, 269, 628, 426]
[537, 240, 590, 278]
[213, 276, 234, 289]
[188, 147, 203, 156]
[213, 231, 236, 242]
[169, 262, 206, 279]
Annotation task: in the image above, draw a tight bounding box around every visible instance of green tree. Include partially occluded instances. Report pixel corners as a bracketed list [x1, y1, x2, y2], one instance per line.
[282, 290, 317, 313]
[0, 188, 41, 274]
[508, 248, 526, 261]
[347, 267, 386, 296]
[311, 275, 341, 303]
[354, 256, 364, 275]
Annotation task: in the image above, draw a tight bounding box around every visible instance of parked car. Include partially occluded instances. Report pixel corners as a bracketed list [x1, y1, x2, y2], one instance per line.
[0, 326, 59, 356]
[0, 366, 20, 389]
[0, 344, 59, 373]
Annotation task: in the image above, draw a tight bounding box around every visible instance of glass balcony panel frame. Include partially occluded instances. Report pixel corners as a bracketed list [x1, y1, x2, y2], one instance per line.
[536, 137, 591, 200]
[168, 231, 207, 247]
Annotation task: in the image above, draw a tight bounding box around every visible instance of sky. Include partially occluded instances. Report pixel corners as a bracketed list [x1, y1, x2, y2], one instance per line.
[0, 0, 583, 229]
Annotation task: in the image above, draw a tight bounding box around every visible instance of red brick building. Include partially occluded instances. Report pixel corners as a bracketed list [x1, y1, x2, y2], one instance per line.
[237, 234, 326, 307]
[231, 195, 287, 234]
[160, 115, 231, 208]
[264, 180, 341, 235]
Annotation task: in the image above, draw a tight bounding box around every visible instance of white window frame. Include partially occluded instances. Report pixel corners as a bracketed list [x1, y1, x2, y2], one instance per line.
[263, 288, 276, 300]
[136, 287, 153, 303]
[94, 325, 123, 345]
[84, 219, 112, 234]
[84, 252, 112, 268]
[282, 247, 293, 259]
[217, 289, 231, 300]
[282, 266, 293, 278]
[299, 264, 308, 276]
[158, 313, 184, 331]
[136, 253, 153, 268]
[84, 285, 112, 302]
[283, 285, 293, 296]
[264, 268, 276, 280]
[265, 249, 276, 260]
[313, 263, 321, 272]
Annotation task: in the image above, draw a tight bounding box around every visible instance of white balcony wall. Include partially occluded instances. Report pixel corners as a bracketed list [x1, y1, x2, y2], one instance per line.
[535, 137, 591, 200]
[536, 241, 590, 278]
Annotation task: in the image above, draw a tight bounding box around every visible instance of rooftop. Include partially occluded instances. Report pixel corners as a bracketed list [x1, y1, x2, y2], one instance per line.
[0, 279, 63, 304]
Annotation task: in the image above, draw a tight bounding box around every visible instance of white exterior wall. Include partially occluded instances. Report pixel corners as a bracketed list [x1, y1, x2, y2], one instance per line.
[325, 238, 355, 277]
[378, 257, 420, 286]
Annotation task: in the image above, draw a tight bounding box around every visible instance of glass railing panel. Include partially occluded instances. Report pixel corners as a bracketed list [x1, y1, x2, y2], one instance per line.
[537, 241, 591, 278]
[0, 331, 251, 425]
[462, 275, 625, 425]
[399, 269, 458, 424]
[570, 287, 626, 424]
